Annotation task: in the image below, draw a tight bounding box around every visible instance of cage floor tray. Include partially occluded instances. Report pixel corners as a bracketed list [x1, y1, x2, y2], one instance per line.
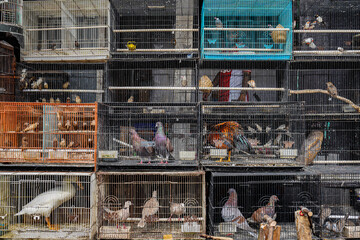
[201, 157, 302, 168]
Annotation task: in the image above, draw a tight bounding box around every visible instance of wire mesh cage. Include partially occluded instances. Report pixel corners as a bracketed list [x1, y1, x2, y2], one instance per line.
[201, 102, 305, 167]
[0, 172, 96, 239]
[208, 171, 320, 240]
[107, 61, 197, 103]
[201, 0, 292, 60]
[112, 0, 199, 59]
[293, 0, 360, 59]
[97, 171, 205, 239]
[16, 63, 105, 103]
[22, 0, 111, 62]
[0, 0, 22, 26]
[0, 102, 97, 165]
[0, 41, 16, 102]
[97, 103, 199, 167]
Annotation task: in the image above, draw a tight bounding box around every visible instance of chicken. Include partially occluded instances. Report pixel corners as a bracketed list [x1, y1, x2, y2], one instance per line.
[248, 195, 279, 224]
[168, 202, 186, 222]
[138, 191, 159, 228]
[208, 121, 252, 162]
[222, 188, 257, 237]
[103, 201, 132, 229]
[22, 122, 39, 133]
[154, 122, 173, 164]
[326, 82, 338, 98]
[129, 129, 154, 164]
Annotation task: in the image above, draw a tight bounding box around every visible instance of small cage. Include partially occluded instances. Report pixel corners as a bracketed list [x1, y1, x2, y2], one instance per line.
[97, 171, 205, 239]
[0, 41, 16, 102]
[0, 0, 22, 26]
[22, 0, 111, 62]
[112, 0, 199, 59]
[107, 61, 197, 103]
[208, 171, 320, 240]
[0, 102, 97, 165]
[16, 63, 105, 103]
[201, 0, 292, 60]
[201, 102, 305, 167]
[0, 172, 96, 239]
[97, 103, 199, 167]
[293, 0, 360, 59]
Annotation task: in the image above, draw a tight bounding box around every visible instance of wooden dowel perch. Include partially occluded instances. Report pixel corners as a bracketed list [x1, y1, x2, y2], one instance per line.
[200, 234, 233, 240]
[258, 215, 281, 240]
[295, 207, 314, 240]
[289, 89, 360, 113]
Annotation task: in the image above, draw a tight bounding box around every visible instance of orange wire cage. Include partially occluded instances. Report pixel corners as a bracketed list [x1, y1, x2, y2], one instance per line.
[0, 102, 97, 165]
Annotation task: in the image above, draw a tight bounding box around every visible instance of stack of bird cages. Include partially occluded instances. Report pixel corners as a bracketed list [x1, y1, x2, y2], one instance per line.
[97, 103, 199, 167]
[200, 0, 292, 60]
[288, 67, 360, 164]
[0, 172, 96, 239]
[22, 0, 112, 62]
[293, 0, 360, 59]
[307, 165, 360, 239]
[107, 61, 197, 103]
[97, 171, 205, 239]
[0, 0, 22, 26]
[112, 0, 199, 59]
[0, 102, 97, 165]
[0, 41, 16, 102]
[16, 63, 105, 103]
[200, 102, 305, 167]
[208, 171, 320, 240]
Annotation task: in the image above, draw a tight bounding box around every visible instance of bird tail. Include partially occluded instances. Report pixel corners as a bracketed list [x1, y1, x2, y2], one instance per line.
[234, 133, 253, 153]
[137, 217, 146, 228]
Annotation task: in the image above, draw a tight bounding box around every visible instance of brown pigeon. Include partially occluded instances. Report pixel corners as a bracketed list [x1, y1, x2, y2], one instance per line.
[129, 129, 154, 164]
[138, 191, 159, 228]
[103, 201, 132, 229]
[248, 195, 279, 224]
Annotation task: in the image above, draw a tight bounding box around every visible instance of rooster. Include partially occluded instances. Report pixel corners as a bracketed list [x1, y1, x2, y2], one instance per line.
[207, 121, 253, 162]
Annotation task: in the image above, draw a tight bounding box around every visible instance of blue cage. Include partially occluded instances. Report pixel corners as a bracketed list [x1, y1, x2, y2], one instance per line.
[201, 0, 293, 60]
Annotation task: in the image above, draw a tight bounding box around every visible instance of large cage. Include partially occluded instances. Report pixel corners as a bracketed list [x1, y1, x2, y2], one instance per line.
[201, 102, 305, 167]
[97, 171, 206, 239]
[0, 102, 97, 165]
[112, 0, 199, 59]
[200, 0, 292, 60]
[208, 171, 320, 240]
[97, 103, 199, 168]
[22, 0, 111, 62]
[16, 63, 105, 103]
[293, 0, 360, 59]
[107, 61, 197, 103]
[0, 41, 16, 102]
[0, 172, 96, 239]
[0, 0, 22, 26]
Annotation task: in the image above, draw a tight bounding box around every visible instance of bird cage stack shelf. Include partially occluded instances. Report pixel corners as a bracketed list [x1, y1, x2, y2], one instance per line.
[112, 0, 199, 59]
[16, 63, 105, 103]
[200, 102, 305, 167]
[200, 0, 292, 60]
[97, 171, 206, 240]
[22, 0, 112, 62]
[288, 67, 360, 165]
[208, 171, 320, 240]
[0, 102, 97, 166]
[293, 0, 360, 59]
[97, 103, 199, 169]
[0, 41, 16, 102]
[0, 172, 96, 239]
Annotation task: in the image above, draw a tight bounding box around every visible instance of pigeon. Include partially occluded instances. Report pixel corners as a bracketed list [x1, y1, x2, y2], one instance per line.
[103, 201, 132, 229]
[138, 191, 159, 228]
[73, 121, 79, 130]
[42, 98, 46, 103]
[337, 47, 344, 53]
[222, 188, 257, 238]
[214, 17, 223, 28]
[325, 213, 349, 233]
[168, 202, 186, 222]
[326, 82, 338, 98]
[67, 141, 75, 148]
[248, 195, 279, 224]
[154, 122, 173, 164]
[129, 129, 154, 164]
[274, 134, 282, 145]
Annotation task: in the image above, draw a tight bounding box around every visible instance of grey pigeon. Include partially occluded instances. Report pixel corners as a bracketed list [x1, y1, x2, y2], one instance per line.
[154, 122, 173, 164]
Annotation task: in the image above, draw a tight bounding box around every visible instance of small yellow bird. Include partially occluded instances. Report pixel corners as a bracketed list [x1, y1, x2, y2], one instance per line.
[127, 41, 136, 51]
[63, 81, 70, 89]
[75, 95, 81, 103]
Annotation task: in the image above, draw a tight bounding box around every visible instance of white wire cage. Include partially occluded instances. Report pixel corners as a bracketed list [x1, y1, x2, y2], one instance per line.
[0, 172, 96, 239]
[0, 0, 22, 26]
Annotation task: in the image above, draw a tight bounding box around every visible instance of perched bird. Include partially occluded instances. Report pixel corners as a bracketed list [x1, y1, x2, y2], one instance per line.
[138, 191, 159, 228]
[315, 14, 325, 25]
[325, 213, 349, 233]
[168, 202, 186, 222]
[43, 82, 49, 89]
[127, 96, 134, 103]
[126, 41, 136, 51]
[264, 139, 272, 148]
[326, 82, 338, 98]
[254, 123, 262, 132]
[222, 188, 257, 238]
[21, 137, 29, 148]
[303, 21, 316, 30]
[19, 69, 28, 90]
[73, 121, 79, 130]
[14, 176, 83, 230]
[37, 43, 42, 51]
[208, 121, 253, 162]
[65, 120, 72, 131]
[274, 134, 282, 145]
[87, 138, 93, 148]
[22, 122, 39, 132]
[154, 122, 173, 164]
[53, 138, 58, 148]
[248, 138, 260, 147]
[67, 141, 75, 148]
[283, 141, 295, 149]
[66, 97, 71, 103]
[42, 98, 46, 103]
[247, 126, 256, 135]
[248, 195, 279, 224]
[129, 129, 154, 164]
[103, 201, 132, 229]
[31, 77, 43, 90]
[214, 17, 223, 28]
[63, 81, 70, 89]
[75, 95, 81, 103]
[49, 97, 55, 103]
[55, 98, 61, 103]
[90, 120, 96, 131]
[83, 122, 88, 130]
[248, 80, 256, 88]
[337, 47, 344, 53]
[50, 43, 56, 50]
[265, 126, 271, 134]
[75, 41, 80, 49]
[303, 38, 316, 49]
[60, 138, 66, 148]
[181, 76, 187, 87]
[275, 124, 287, 131]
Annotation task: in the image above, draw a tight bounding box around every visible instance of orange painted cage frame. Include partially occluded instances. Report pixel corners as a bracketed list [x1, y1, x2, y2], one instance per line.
[0, 102, 97, 165]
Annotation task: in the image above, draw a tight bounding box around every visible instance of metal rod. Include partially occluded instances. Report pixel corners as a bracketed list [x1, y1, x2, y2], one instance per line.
[26, 25, 108, 31]
[108, 86, 285, 91]
[294, 50, 360, 55]
[116, 48, 197, 52]
[112, 138, 133, 149]
[314, 160, 360, 164]
[204, 48, 284, 52]
[113, 28, 198, 33]
[204, 27, 290, 31]
[294, 29, 360, 33]
[22, 89, 105, 93]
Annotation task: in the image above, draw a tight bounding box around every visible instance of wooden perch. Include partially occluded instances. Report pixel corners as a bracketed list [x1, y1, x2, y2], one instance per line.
[258, 215, 281, 240]
[289, 89, 360, 113]
[299, 206, 313, 217]
[200, 234, 233, 240]
[295, 209, 313, 240]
